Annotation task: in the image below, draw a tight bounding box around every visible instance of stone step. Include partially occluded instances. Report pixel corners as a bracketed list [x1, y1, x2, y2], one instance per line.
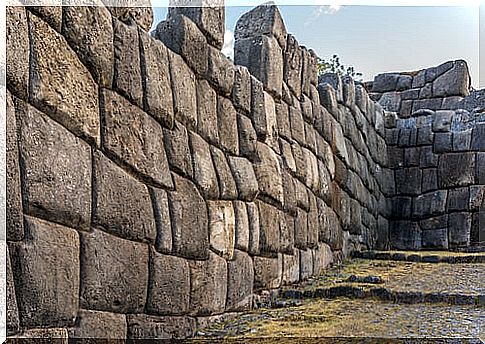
[353, 250, 485, 263]
[280, 285, 484, 306]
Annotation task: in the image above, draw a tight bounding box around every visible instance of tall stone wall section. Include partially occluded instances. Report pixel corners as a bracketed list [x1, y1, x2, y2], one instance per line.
[373, 64, 485, 250]
[5, 2, 392, 339]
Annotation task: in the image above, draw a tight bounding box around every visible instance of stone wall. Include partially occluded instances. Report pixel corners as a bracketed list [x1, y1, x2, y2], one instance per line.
[4, 1, 482, 340]
[373, 64, 484, 250]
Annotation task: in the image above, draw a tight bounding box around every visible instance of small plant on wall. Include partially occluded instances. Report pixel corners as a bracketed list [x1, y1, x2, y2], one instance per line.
[318, 54, 363, 80]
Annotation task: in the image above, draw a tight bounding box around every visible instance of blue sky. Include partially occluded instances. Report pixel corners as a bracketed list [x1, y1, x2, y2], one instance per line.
[153, 4, 482, 87]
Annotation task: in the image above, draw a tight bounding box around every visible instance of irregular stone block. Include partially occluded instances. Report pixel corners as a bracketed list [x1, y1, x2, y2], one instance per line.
[10, 216, 79, 327]
[301, 95, 313, 124]
[282, 249, 300, 285]
[6, 247, 19, 336]
[101, 89, 173, 189]
[6, 6, 29, 99]
[139, 31, 174, 128]
[447, 187, 470, 212]
[433, 132, 452, 154]
[190, 132, 219, 199]
[433, 111, 453, 132]
[448, 212, 471, 247]
[208, 45, 235, 95]
[389, 221, 422, 250]
[8, 328, 68, 343]
[168, 49, 197, 130]
[422, 168, 438, 193]
[17, 101, 91, 231]
[280, 139, 297, 175]
[237, 113, 258, 159]
[438, 152, 475, 188]
[372, 73, 399, 93]
[478, 153, 485, 184]
[62, 5, 113, 88]
[313, 243, 334, 276]
[289, 104, 306, 145]
[93, 151, 156, 243]
[217, 96, 240, 155]
[379, 92, 401, 112]
[169, 0, 225, 49]
[253, 143, 284, 206]
[307, 193, 319, 247]
[157, 13, 208, 76]
[318, 84, 339, 116]
[253, 91, 279, 150]
[471, 123, 485, 151]
[226, 250, 254, 311]
[208, 201, 236, 260]
[294, 208, 308, 249]
[127, 314, 195, 340]
[276, 101, 292, 140]
[253, 255, 283, 290]
[234, 2, 287, 48]
[294, 178, 310, 212]
[104, 3, 153, 32]
[452, 129, 472, 151]
[280, 212, 296, 254]
[232, 65, 252, 114]
[168, 174, 209, 260]
[247, 202, 261, 255]
[299, 249, 314, 280]
[281, 171, 297, 216]
[258, 201, 281, 254]
[301, 47, 312, 96]
[6, 93, 23, 241]
[432, 60, 470, 97]
[147, 249, 190, 315]
[112, 18, 143, 107]
[164, 121, 193, 178]
[469, 185, 485, 211]
[29, 12, 100, 144]
[284, 34, 302, 98]
[189, 252, 227, 315]
[234, 201, 250, 251]
[318, 200, 343, 250]
[332, 123, 349, 165]
[149, 188, 172, 254]
[235, 35, 283, 98]
[228, 156, 259, 201]
[80, 229, 148, 313]
[391, 196, 412, 219]
[422, 228, 448, 250]
[413, 190, 447, 219]
[420, 215, 449, 230]
[196, 79, 219, 144]
[68, 309, 127, 340]
[211, 147, 238, 200]
[395, 168, 422, 196]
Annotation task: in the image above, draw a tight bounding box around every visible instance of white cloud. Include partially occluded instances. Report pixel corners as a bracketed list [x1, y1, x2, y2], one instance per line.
[221, 29, 235, 61]
[316, 4, 342, 15]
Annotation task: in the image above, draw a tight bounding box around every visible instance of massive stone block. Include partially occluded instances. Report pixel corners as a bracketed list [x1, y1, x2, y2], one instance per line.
[432, 60, 470, 97]
[438, 153, 475, 188]
[169, 0, 225, 49]
[294, 208, 308, 249]
[283, 249, 300, 285]
[217, 96, 240, 155]
[189, 131, 220, 199]
[299, 249, 314, 281]
[276, 102, 292, 141]
[228, 157, 259, 201]
[7, 247, 19, 336]
[247, 202, 261, 255]
[189, 252, 228, 315]
[147, 249, 190, 315]
[253, 143, 284, 206]
[196, 79, 219, 144]
[17, 100, 91, 231]
[68, 309, 127, 340]
[234, 201, 250, 251]
[10, 216, 79, 327]
[104, 3, 153, 32]
[62, 4, 114, 88]
[372, 73, 399, 93]
[389, 221, 421, 250]
[80, 229, 148, 314]
[235, 35, 283, 98]
[395, 168, 422, 196]
[448, 212, 472, 247]
[139, 31, 175, 129]
[257, 201, 281, 254]
[127, 314, 195, 340]
[226, 250, 254, 311]
[168, 49, 198, 130]
[471, 123, 485, 151]
[413, 190, 447, 219]
[101, 89, 173, 189]
[6, 93, 23, 241]
[284, 34, 302, 98]
[253, 255, 283, 290]
[422, 228, 448, 250]
[164, 121, 193, 178]
[6, 6, 29, 99]
[113, 18, 143, 107]
[93, 151, 156, 244]
[237, 113, 258, 159]
[208, 201, 236, 260]
[211, 147, 238, 200]
[29, 12, 100, 145]
[233, 66, 252, 114]
[156, 13, 208, 76]
[313, 243, 334, 276]
[289, 104, 306, 145]
[252, 91, 279, 150]
[150, 188, 173, 254]
[208, 45, 235, 96]
[168, 174, 209, 260]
